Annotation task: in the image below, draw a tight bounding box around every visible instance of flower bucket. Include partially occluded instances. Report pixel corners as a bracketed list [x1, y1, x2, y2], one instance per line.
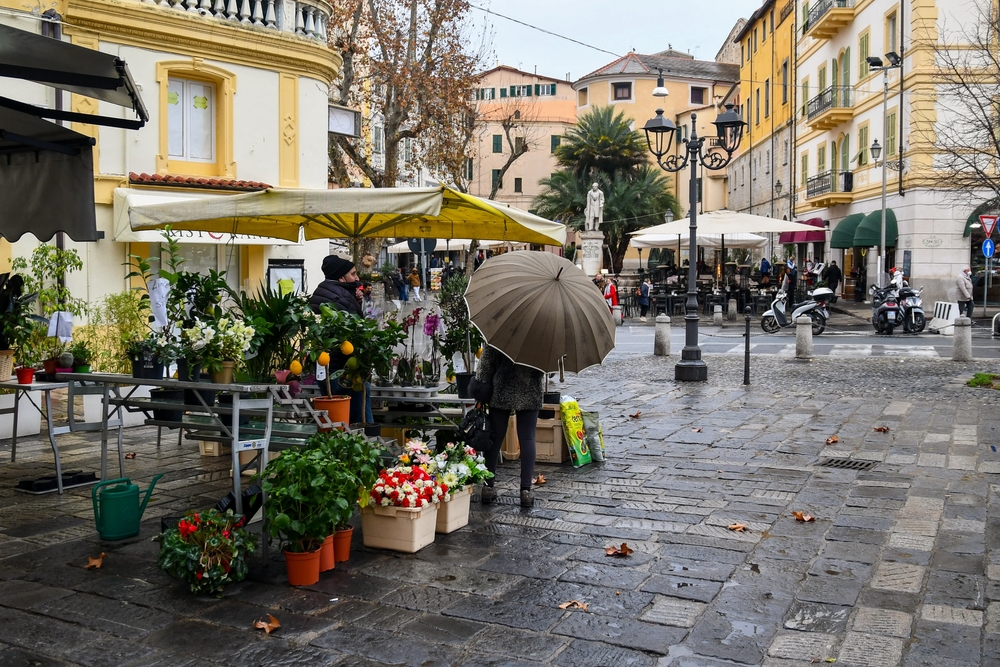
[319, 534, 335, 572]
[334, 526, 353, 562]
[361, 503, 438, 553]
[314, 396, 350, 430]
[14, 367, 34, 385]
[284, 546, 321, 586]
[73, 365, 91, 374]
[435, 485, 472, 534]
[211, 361, 235, 385]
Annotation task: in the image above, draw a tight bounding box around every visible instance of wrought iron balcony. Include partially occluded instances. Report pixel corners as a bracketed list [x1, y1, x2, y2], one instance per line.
[806, 86, 853, 130]
[802, 0, 855, 40]
[805, 170, 853, 207]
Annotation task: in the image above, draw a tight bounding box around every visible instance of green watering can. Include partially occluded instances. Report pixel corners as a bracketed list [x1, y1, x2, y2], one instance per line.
[91, 474, 164, 541]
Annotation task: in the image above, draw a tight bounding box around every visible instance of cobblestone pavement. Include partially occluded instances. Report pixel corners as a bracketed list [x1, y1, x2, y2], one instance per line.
[0, 355, 998, 666]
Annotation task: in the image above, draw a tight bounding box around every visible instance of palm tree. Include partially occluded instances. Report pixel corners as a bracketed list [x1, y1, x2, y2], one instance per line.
[554, 106, 647, 177]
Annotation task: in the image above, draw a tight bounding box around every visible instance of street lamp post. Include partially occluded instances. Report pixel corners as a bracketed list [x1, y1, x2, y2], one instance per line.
[643, 103, 746, 381]
[772, 180, 783, 263]
[866, 52, 902, 287]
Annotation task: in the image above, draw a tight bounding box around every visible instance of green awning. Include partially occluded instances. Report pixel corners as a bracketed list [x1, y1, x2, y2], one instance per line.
[965, 199, 1000, 237]
[830, 213, 866, 248]
[854, 209, 897, 248]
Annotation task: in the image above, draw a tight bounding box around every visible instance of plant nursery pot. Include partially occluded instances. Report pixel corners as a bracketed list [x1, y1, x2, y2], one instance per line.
[130, 357, 143, 379]
[284, 546, 321, 586]
[543, 391, 561, 405]
[43, 357, 58, 377]
[435, 485, 472, 534]
[319, 534, 336, 572]
[14, 367, 34, 385]
[274, 369, 291, 384]
[55, 367, 73, 377]
[211, 361, 236, 385]
[455, 373, 474, 399]
[333, 526, 353, 562]
[143, 359, 164, 380]
[73, 365, 91, 374]
[360, 503, 438, 553]
[149, 388, 184, 421]
[314, 396, 351, 430]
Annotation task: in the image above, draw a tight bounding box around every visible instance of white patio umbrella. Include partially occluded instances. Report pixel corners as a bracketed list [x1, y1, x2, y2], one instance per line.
[386, 238, 504, 253]
[631, 232, 767, 250]
[631, 210, 823, 237]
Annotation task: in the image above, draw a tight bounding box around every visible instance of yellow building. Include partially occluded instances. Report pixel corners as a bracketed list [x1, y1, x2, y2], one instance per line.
[0, 0, 340, 307]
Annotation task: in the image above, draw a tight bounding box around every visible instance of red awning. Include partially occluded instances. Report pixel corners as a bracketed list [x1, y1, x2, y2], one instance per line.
[779, 217, 825, 244]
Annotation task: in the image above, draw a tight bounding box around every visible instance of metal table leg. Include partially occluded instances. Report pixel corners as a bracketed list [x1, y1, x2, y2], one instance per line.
[42, 389, 64, 494]
[10, 387, 19, 462]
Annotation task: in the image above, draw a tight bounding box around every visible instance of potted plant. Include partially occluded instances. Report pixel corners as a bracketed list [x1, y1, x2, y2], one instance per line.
[438, 274, 483, 398]
[362, 464, 444, 553]
[68, 341, 93, 373]
[0, 274, 44, 381]
[157, 509, 256, 595]
[400, 439, 492, 534]
[257, 447, 335, 586]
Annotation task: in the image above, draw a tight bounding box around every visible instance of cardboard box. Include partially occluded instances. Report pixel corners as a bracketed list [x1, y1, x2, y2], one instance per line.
[535, 417, 569, 464]
[199, 440, 230, 457]
[500, 414, 519, 460]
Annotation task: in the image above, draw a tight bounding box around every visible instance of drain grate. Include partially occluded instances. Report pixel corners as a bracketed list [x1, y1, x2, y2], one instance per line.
[817, 457, 878, 471]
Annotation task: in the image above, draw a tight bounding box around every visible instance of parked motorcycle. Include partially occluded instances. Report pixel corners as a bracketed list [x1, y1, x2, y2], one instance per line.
[899, 286, 926, 333]
[761, 288, 831, 335]
[870, 285, 904, 334]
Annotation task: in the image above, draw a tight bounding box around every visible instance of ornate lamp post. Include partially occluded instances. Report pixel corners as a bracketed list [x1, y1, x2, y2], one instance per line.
[643, 103, 746, 381]
[866, 52, 902, 287]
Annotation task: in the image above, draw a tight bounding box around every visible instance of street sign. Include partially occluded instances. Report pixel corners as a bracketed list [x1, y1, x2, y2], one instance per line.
[980, 214, 999, 238]
[407, 238, 437, 255]
[984, 239, 995, 258]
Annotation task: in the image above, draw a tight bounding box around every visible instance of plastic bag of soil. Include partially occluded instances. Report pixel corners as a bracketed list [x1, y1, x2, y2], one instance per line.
[560, 395, 592, 468]
[581, 411, 605, 462]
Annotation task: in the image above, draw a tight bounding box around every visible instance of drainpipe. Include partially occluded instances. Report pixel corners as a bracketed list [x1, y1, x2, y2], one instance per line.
[897, 0, 904, 198]
[42, 10, 68, 308]
[789, 7, 797, 222]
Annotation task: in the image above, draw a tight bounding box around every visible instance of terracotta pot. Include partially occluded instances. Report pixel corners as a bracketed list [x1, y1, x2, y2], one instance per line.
[284, 546, 321, 586]
[314, 396, 351, 430]
[319, 534, 335, 572]
[334, 526, 353, 562]
[15, 367, 34, 384]
[43, 357, 58, 376]
[211, 361, 236, 385]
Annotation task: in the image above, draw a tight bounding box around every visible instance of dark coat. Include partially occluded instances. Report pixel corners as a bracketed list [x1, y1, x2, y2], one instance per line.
[824, 264, 842, 288]
[638, 282, 650, 306]
[475, 346, 544, 412]
[310, 280, 362, 315]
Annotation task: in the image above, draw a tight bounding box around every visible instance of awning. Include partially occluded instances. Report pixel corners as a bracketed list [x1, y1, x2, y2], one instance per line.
[113, 188, 296, 245]
[854, 209, 897, 248]
[778, 217, 825, 244]
[630, 232, 767, 250]
[386, 238, 504, 253]
[0, 106, 98, 242]
[965, 199, 1000, 237]
[0, 23, 147, 129]
[830, 213, 866, 248]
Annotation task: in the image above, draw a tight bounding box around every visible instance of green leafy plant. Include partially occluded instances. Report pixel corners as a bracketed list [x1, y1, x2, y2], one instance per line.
[438, 274, 483, 375]
[232, 284, 313, 382]
[304, 306, 405, 392]
[257, 447, 338, 553]
[157, 509, 256, 595]
[68, 341, 92, 367]
[0, 273, 46, 364]
[967, 372, 1000, 388]
[305, 430, 385, 520]
[11, 244, 87, 316]
[74, 291, 150, 373]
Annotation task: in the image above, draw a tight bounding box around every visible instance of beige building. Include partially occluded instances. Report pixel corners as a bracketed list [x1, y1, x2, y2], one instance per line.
[467, 66, 577, 212]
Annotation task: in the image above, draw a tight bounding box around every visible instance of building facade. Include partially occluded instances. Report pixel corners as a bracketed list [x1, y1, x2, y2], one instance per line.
[1, 0, 340, 310]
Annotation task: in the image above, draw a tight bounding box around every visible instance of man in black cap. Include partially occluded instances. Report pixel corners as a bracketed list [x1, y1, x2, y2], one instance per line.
[310, 255, 362, 315]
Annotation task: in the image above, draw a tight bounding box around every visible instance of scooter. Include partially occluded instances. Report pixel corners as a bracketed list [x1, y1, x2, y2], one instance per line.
[761, 289, 828, 335]
[870, 285, 904, 334]
[899, 286, 926, 333]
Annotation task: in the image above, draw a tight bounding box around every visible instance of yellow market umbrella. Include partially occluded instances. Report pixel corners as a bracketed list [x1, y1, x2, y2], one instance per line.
[128, 186, 567, 246]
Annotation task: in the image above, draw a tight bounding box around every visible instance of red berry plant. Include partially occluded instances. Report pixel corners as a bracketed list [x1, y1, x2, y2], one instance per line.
[157, 509, 257, 595]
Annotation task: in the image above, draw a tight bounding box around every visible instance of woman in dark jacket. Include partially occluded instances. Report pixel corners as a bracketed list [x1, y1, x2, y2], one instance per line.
[474, 345, 544, 507]
[310, 256, 362, 315]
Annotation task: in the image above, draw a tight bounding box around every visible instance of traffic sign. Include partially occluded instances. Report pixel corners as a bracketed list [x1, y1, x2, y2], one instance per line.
[980, 214, 999, 238]
[983, 239, 995, 258]
[407, 238, 437, 255]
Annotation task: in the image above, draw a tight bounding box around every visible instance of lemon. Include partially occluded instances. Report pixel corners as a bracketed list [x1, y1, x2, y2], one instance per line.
[352, 379, 363, 392]
[317, 351, 330, 367]
[289, 360, 303, 375]
[446, 373, 455, 383]
[345, 356, 359, 371]
[340, 341, 354, 355]
[476, 347, 483, 359]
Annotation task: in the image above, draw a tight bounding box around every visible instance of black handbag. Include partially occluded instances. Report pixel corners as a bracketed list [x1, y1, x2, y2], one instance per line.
[468, 376, 493, 403]
[459, 403, 494, 453]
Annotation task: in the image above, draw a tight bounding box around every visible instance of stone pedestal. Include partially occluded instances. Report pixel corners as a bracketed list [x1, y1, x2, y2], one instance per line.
[654, 315, 670, 356]
[580, 231, 604, 278]
[795, 316, 813, 359]
[953, 317, 972, 361]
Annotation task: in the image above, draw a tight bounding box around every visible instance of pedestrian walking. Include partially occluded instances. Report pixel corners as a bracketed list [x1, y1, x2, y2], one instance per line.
[957, 266, 974, 318]
[600, 275, 618, 312]
[760, 256, 771, 278]
[824, 260, 842, 302]
[638, 276, 651, 321]
[473, 345, 544, 508]
[393, 268, 408, 302]
[409, 268, 422, 302]
[785, 258, 797, 305]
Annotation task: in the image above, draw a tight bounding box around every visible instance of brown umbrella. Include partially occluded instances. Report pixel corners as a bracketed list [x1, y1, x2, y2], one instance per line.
[464, 251, 616, 373]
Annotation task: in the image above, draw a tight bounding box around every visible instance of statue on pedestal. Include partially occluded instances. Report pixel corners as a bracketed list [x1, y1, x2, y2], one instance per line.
[584, 183, 605, 232]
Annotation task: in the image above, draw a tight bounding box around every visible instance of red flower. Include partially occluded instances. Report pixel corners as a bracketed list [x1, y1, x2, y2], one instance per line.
[195, 571, 203, 580]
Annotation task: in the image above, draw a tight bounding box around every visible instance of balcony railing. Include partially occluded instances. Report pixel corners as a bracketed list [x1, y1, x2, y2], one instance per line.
[141, 0, 329, 41]
[806, 170, 853, 199]
[802, 0, 854, 37]
[806, 86, 853, 120]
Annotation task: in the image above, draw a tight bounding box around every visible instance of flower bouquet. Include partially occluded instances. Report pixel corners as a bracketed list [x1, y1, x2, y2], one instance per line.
[361, 464, 444, 552]
[398, 439, 490, 533]
[157, 509, 256, 595]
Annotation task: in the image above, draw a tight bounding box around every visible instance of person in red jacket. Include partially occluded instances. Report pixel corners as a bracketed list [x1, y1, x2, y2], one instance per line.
[596, 274, 618, 311]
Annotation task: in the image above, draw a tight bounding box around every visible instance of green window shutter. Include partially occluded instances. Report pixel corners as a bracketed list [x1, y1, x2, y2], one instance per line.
[550, 135, 560, 153]
[491, 88, 496, 99]
[534, 84, 540, 95]
[476, 89, 482, 101]
[500, 88, 507, 98]
[492, 134, 503, 153]
[509, 85, 516, 97]
[525, 85, 532, 96]
[551, 83, 557, 95]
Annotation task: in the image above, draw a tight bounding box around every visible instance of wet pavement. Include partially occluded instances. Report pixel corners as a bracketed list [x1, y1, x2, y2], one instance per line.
[0, 354, 998, 666]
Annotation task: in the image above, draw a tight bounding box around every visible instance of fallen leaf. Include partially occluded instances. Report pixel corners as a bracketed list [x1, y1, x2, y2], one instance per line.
[792, 511, 815, 522]
[605, 542, 634, 557]
[124, 452, 137, 459]
[728, 523, 748, 532]
[85, 552, 106, 569]
[615, 591, 620, 595]
[532, 474, 547, 485]
[873, 426, 890, 433]
[558, 600, 588, 611]
[825, 435, 839, 445]
[692, 427, 702, 433]
[253, 614, 281, 634]
[629, 411, 642, 419]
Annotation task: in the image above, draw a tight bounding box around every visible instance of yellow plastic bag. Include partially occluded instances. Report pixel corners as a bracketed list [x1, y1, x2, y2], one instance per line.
[560, 395, 592, 468]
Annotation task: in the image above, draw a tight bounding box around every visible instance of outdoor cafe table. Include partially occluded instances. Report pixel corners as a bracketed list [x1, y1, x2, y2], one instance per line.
[56, 373, 279, 515]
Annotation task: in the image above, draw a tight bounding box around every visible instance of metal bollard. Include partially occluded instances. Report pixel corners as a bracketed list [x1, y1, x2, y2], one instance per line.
[795, 315, 813, 359]
[953, 316, 973, 361]
[654, 314, 671, 356]
[713, 305, 724, 327]
[743, 306, 751, 385]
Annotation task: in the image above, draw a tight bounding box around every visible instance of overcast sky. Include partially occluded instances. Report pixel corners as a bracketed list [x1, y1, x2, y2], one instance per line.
[470, 0, 762, 81]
